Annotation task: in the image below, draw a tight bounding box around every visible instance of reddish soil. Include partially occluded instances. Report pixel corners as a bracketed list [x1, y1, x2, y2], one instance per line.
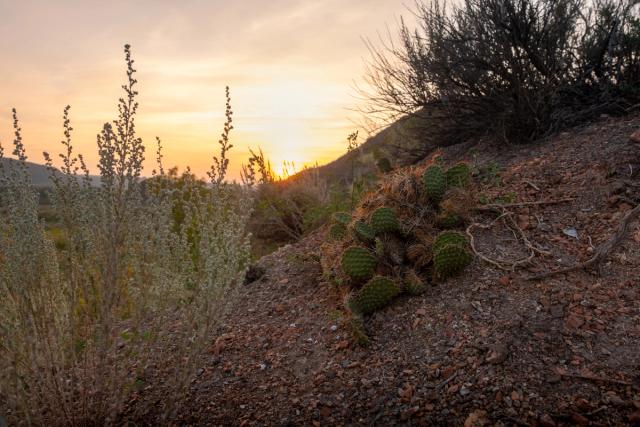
[172, 115, 639, 426]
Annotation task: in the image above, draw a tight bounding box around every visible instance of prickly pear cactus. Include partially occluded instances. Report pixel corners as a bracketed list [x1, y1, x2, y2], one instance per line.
[436, 212, 461, 228]
[329, 223, 347, 240]
[433, 231, 468, 254]
[433, 244, 472, 278]
[404, 270, 427, 296]
[353, 220, 375, 243]
[406, 243, 432, 269]
[341, 246, 377, 279]
[422, 165, 447, 201]
[351, 276, 399, 315]
[333, 211, 351, 226]
[370, 207, 399, 234]
[445, 162, 471, 188]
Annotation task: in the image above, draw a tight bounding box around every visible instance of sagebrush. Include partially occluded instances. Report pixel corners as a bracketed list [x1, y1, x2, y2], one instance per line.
[0, 45, 251, 425]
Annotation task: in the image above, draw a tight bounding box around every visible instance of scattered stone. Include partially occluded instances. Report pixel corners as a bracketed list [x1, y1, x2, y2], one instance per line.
[464, 409, 488, 427]
[539, 413, 556, 427]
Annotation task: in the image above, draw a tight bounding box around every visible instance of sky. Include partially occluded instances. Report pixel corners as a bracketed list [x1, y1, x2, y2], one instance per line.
[0, 0, 412, 179]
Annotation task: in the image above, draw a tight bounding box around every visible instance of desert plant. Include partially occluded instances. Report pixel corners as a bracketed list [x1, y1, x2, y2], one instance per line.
[370, 207, 400, 234]
[329, 223, 348, 240]
[333, 211, 352, 226]
[341, 246, 377, 280]
[422, 165, 446, 202]
[433, 230, 469, 254]
[433, 243, 473, 278]
[361, 0, 640, 147]
[445, 163, 471, 188]
[353, 220, 376, 243]
[404, 270, 428, 296]
[0, 45, 251, 424]
[351, 276, 400, 315]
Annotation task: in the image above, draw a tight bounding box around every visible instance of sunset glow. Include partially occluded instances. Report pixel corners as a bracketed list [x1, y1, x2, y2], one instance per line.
[0, 0, 410, 180]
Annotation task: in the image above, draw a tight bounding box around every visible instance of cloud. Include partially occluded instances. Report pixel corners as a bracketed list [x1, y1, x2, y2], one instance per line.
[0, 0, 409, 179]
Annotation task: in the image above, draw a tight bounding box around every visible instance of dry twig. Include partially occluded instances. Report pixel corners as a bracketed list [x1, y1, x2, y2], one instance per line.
[527, 203, 640, 280]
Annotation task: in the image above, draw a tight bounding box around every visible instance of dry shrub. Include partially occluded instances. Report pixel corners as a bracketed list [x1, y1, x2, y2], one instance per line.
[0, 46, 251, 425]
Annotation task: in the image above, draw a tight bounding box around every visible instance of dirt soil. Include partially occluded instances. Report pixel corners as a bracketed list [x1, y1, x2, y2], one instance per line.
[173, 115, 639, 426]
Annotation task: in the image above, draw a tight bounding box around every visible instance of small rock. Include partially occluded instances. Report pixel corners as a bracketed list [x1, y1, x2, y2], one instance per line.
[629, 130, 640, 144]
[330, 325, 338, 331]
[460, 385, 472, 396]
[416, 308, 427, 316]
[575, 398, 591, 412]
[486, 343, 509, 364]
[464, 409, 488, 427]
[566, 314, 584, 329]
[539, 413, 556, 427]
[571, 413, 589, 426]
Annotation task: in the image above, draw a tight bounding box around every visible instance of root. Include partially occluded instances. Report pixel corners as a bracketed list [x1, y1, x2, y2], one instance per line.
[527, 203, 640, 280]
[467, 200, 561, 271]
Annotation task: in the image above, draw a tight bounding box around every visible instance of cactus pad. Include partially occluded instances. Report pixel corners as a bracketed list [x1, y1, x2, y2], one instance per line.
[332, 212, 351, 226]
[370, 207, 399, 234]
[445, 162, 471, 188]
[329, 223, 347, 240]
[353, 220, 375, 243]
[352, 276, 399, 315]
[436, 212, 462, 228]
[433, 231, 468, 254]
[422, 165, 447, 201]
[341, 246, 376, 279]
[404, 270, 427, 296]
[433, 244, 472, 278]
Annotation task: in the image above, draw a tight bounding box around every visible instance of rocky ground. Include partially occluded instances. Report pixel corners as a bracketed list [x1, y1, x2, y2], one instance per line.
[173, 115, 640, 426]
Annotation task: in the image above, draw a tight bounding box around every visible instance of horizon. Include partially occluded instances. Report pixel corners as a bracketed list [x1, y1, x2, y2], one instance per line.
[0, 0, 412, 180]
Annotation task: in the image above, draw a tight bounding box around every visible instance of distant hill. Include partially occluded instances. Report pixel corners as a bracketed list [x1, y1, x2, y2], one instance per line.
[315, 114, 432, 186]
[0, 158, 100, 187]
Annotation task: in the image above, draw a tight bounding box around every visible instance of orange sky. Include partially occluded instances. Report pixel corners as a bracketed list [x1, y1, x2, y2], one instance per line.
[0, 0, 412, 180]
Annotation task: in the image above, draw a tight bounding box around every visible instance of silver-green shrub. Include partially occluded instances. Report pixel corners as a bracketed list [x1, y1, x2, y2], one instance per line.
[0, 45, 251, 424]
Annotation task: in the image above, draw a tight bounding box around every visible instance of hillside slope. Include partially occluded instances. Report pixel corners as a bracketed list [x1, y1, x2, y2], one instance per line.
[134, 115, 639, 426]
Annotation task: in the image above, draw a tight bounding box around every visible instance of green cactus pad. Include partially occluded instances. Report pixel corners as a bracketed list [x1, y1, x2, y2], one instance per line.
[329, 223, 347, 240]
[353, 220, 375, 243]
[370, 207, 399, 234]
[352, 276, 399, 315]
[422, 165, 447, 202]
[433, 244, 473, 278]
[436, 213, 462, 228]
[332, 211, 351, 226]
[433, 231, 468, 254]
[341, 246, 377, 279]
[445, 163, 471, 188]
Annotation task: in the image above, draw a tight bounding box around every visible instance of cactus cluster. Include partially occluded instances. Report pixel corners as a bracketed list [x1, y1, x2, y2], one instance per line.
[333, 212, 351, 226]
[432, 231, 472, 278]
[422, 165, 447, 202]
[322, 161, 476, 345]
[404, 270, 427, 296]
[329, 223, 347, 240]
[341, 246, 377, 279]
[445, 163, 471, 188]
[353, 220, 375, 243]
[351, 276, 399, 315]
[370, 207, 399, 234]
[436, 212, 461, 229]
